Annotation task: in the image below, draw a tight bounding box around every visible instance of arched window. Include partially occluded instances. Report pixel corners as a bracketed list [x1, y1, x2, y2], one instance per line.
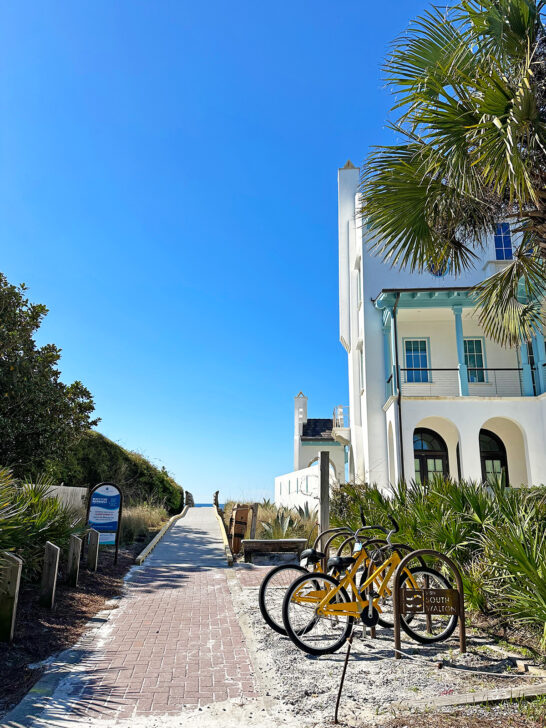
[413, 428, 449, 484]
[479, 429, 509, 484]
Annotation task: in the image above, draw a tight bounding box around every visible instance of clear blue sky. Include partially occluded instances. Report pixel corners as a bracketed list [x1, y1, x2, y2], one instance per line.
[1, 1, 426, 502]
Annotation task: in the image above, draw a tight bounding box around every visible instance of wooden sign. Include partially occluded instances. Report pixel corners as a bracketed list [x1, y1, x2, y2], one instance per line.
[228, 505, 250, 554]
[400, 588, 459, 615]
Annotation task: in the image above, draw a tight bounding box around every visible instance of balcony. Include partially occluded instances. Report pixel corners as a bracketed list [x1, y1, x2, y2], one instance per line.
[387, 368, 526, 399]
[332, 405, 350, 444]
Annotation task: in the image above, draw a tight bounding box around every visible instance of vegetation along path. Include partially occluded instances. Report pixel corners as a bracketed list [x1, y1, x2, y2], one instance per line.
[4, 506, 258, 726]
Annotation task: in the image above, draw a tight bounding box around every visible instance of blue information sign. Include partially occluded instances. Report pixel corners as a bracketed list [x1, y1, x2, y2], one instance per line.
[88, 483, 122, 551]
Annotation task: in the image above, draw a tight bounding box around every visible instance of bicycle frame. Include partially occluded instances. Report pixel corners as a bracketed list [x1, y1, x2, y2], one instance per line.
[292, 548, 416, 618]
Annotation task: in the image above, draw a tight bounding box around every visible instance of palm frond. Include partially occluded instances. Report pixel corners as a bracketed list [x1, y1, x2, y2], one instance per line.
[473, 245, 546, 346]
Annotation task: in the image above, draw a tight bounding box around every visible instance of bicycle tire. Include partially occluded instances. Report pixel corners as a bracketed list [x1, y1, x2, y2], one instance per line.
[282, 572, 354, 656]
[258, 563, 309, 635]
[399, 566, 458, 644]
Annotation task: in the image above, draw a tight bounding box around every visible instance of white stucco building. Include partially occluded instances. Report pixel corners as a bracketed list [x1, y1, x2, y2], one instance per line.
[336, 160, 546, 489]
[274, 393, 344, 508]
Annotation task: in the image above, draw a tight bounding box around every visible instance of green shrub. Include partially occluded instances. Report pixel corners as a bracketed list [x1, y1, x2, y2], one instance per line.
[331, 478, 546, 644]
[48, 431, 183, 513]
[0, 470, 84, 581]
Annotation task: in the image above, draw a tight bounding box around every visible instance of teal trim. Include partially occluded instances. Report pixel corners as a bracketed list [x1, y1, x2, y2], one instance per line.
[382, 311, 392, 399]
[452, 306, 469, 395]
[375, 289, 474, 311]
[532, 331, 546, 393]
[388, 308, 398, 394]
[301, 441, 342, 447]
[402, 337, 431, 383]
[519, 344, 534, 396]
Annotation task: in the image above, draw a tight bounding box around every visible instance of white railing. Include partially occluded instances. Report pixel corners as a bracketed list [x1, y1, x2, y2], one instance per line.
[333, 405, 350, 428]
[396, 368, 525, 398]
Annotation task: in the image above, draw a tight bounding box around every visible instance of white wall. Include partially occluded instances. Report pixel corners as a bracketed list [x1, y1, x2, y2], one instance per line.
[298, 441, 345, 482]
[275, 464, 336, 509]
[399, 396, 546, 487]
[47, 485, 87, 510]
[338, 161, 542, 489]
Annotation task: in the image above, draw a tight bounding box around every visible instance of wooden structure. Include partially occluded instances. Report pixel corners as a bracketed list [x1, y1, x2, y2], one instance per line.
[249, 502, 259, 539]
[67, 535, 82, 587]
[392, 548, 466, 659]
[39, 541, 60, 608]
[88, 529, 100, 571]
[228, 504, 250, 554]
[242, 538, 307, 564]
[318, 451, 330, 547]
[0, 552, 22, 642]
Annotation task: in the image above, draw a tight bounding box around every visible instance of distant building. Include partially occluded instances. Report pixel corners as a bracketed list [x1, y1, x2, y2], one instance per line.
[337, 160, 546, 488]
[274, 393, 344, 508]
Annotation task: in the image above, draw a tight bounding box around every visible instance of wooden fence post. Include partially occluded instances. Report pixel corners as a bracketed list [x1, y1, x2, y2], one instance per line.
[67, 535, 82, 587]
[88, 529, 100, 571]
[39, 541, 60, 608]
[0, 553, 23, 642]
[249, 503, 259, 539]
[319, 451, 330, 548]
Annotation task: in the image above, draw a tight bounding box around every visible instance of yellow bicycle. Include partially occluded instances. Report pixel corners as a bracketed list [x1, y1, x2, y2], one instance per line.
[282, 517, 457, 656]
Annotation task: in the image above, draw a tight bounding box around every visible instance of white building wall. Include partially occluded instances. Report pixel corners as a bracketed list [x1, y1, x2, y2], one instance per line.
[338, 161, 545, 489]
[275, 464, 338, 509]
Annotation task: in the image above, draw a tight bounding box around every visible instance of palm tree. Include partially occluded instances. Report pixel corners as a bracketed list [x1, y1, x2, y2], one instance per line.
[360, 0, 546, 346]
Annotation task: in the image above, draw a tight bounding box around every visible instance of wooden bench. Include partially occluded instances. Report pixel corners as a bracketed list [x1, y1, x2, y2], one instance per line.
[241, 538, 308, 564]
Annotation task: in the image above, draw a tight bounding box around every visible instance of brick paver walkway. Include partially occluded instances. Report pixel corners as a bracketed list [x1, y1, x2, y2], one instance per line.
[12, 507, 258, 724]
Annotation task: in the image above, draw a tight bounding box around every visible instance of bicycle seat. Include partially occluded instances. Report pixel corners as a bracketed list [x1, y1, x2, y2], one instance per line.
[300, 548, 325, 564]
[327, 556, 356, 572]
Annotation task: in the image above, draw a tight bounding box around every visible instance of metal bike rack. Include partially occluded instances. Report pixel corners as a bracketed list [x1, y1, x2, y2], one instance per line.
[392, 548, 466, 659]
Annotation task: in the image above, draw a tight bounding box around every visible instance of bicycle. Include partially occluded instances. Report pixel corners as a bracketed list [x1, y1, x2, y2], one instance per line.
[281, 516, 457, 656]
[258, 525, 357, 636]
[259, 511, 420, 635]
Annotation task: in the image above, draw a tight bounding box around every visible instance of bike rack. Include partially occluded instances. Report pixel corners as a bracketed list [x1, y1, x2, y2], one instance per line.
[392, 548, 466, 659]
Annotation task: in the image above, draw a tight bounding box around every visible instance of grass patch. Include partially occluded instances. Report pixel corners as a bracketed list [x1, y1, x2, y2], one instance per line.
[120, 502, 168, 545]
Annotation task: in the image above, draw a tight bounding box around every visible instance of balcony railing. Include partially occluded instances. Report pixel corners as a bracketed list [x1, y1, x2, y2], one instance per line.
[400, 368, 459, 397]
[393, 368, 525, 398]
[333, 405, 350, 428]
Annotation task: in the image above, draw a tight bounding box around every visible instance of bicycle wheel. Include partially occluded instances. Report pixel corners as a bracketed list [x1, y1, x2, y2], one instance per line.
[282, 572, 354, 656]
[399, 567, 458, 644]
[258, 564, 308, 635]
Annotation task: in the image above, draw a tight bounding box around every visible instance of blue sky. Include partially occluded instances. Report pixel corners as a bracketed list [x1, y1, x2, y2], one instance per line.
[1, 1, 426, 502]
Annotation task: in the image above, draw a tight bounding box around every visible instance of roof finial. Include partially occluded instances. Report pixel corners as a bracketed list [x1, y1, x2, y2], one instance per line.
[343, 159, 356, 169]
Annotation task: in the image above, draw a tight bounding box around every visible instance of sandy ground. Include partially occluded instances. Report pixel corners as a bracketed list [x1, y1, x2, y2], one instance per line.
[229, 568, 544, 728]
[5, 564, 544, 728]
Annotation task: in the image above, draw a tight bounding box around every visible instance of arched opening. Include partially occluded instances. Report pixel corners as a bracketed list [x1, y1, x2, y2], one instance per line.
[480, 416, 529, 486]
[413, 427, 449, 484]
[307, 456, 337, 481]
[479, 429, 508, 484]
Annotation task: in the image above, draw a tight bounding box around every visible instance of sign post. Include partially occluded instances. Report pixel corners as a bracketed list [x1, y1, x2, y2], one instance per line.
[392, 548, 466, 659]
[87, 482, 123, 564]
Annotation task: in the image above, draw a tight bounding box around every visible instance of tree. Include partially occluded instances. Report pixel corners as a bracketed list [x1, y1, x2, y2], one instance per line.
[0, 274, 98, 476]
[48, 431, 184, 513]
[360, 0, 546, 346]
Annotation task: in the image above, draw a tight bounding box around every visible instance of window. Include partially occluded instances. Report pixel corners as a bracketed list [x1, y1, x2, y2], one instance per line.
[479, 429, 509, 485]
[405, 339, 429, 382]
[429, 258, 450, 277]
[413, 428, 449, 484]
[464, 338, 486, 382]
[494, 222, 513, 260]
